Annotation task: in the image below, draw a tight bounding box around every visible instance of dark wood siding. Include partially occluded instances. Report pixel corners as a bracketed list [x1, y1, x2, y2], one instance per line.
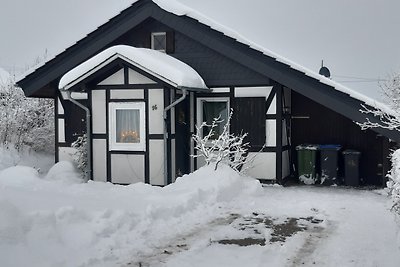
[113, 19, 271, 87]
[231, 97, 266, 151]
[291, 91, 388, 185]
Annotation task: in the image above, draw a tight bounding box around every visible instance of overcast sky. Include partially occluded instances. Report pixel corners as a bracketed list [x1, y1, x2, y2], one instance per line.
[1, 0, 400, 100]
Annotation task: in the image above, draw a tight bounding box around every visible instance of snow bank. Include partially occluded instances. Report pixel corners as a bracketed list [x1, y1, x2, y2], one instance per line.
[0, 146, 54, 174]
[59, 45, 208, 90]
[0, 163, 262, 267]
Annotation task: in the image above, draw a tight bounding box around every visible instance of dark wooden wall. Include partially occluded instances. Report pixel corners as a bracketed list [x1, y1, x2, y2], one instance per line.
[291, 91, 389, 185]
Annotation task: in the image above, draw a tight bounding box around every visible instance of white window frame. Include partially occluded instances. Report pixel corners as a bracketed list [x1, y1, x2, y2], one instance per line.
[151, 32, 167, 53]
[109, 102, 146, 151]
[196, 97, 230, 138]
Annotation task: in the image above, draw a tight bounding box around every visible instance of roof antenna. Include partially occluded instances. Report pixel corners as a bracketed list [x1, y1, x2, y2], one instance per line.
[319, 60, 331, 78]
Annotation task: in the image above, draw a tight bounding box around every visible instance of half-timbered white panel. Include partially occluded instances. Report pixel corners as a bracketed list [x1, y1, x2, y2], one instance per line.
[234, 86, 272, 98]
[110, 89, 144, 100]
[211, 87, 230, 93]
[128, 68, 157, 84]
[98, 69, 124, 85]
[149, 140, 164, 185]
[111, 154, 145, 184]
[92, 90, 106, 134]
[267, 95, 276, 114]
[57, 98, 64, 115]
[266, 120, 276, 146]
[148, 89, 164, 135]
[58, 119, 65, 143]
[92, 139, 107, 182]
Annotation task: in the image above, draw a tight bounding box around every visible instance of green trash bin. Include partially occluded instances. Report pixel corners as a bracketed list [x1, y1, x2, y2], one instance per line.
[296, 144, 319, 184]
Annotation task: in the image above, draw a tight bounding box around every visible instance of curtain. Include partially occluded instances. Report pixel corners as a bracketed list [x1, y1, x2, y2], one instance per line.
[116, 109, 140, 143]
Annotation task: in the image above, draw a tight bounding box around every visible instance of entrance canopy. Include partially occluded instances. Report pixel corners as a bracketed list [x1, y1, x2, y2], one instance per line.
[59, 45, 209, 91]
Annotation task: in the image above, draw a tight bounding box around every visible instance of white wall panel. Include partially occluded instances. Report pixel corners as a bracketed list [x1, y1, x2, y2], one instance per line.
[92, 90, 106, 134]
[149, 140, 164, 186]
[129, 68, 156, 84]
[58, 119, 65, 143]
[92, 139, 107, 182]
[267, 96, 276, 114]
[111, 154, 145, 184]
[266, 120, 276, 146]
[243, 152, 276, 180]
[98, 69, 124, 85]
[234, 86, 272, 98]
[57, 98, 64, 115]
[58, 147, 77, 162]
[110, 89, 144, 100]
[211, 87, 230, 93]
[148, 89, 164, 134]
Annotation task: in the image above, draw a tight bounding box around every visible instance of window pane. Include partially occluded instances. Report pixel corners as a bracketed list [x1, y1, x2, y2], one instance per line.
[153, 34, 166, 51]
[202, 101, 227, 139]
[116, 109, 140, 143]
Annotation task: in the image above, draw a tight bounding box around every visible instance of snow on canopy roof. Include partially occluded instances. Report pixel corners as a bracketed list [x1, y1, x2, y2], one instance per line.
[59, 45, 208, 91]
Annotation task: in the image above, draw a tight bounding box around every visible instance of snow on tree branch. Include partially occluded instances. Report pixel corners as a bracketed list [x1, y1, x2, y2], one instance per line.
[358, 72, 400, 131]
[192, 109, 249, 172]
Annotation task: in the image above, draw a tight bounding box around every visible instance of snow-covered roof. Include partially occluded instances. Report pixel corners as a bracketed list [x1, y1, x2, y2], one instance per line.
[21, 0, 388, 112]
[152, 0, 390, 113]
[59, 45, 208, 91]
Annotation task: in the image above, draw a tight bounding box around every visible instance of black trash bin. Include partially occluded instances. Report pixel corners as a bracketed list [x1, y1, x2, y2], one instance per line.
[343, 150, 361, 186]
[319, 145, 342, 185]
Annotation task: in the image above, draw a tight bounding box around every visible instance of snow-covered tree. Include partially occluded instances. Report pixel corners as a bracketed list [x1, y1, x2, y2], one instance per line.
[358, 72, 400, 215]
[358, 72, 400, 132]
[192, 109, 249, 172]
[0, 76, 54, 153]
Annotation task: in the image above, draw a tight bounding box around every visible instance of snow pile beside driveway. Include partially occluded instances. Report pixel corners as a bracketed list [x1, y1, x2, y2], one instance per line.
[0, 162, 262, 267]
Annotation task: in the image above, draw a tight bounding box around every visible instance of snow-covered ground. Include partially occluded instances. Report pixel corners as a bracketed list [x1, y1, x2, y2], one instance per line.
[0, 162, 399, 267]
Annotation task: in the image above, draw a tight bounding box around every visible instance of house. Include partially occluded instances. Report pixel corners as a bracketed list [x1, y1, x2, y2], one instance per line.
[16, 0, 400, 186]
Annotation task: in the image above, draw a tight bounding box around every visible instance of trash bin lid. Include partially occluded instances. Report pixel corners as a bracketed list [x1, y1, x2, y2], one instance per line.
[342, 149, 361, 155]
[319, 144, 342, 151]
[296, 144, 319, 150]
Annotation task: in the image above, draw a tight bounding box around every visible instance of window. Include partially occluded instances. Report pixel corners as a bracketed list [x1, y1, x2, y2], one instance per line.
[109, 102, 146, 151]
[197, 98, 230, 139]
[151, 32, 167, 52]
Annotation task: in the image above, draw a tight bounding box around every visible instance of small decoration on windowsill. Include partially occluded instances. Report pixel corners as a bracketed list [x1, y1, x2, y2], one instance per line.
[120, 130, 139, 143]
[152, 104, 158, 111]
